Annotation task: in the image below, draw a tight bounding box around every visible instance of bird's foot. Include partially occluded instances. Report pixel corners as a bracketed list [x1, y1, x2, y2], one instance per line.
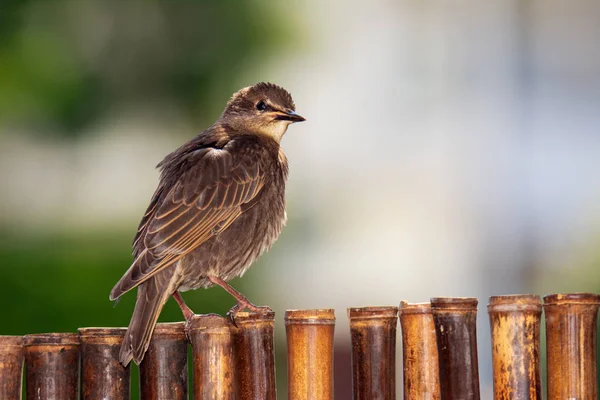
[226, 301, 273, 327]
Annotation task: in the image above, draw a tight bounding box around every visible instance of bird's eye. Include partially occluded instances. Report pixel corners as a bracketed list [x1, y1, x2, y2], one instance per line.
[256, 101, 267, 111]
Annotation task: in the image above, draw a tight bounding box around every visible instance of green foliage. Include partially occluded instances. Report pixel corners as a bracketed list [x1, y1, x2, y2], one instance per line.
[0, 1, 295, 137]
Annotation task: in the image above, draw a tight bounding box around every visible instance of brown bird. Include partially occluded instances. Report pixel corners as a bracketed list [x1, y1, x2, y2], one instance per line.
[110, 82, 304, 365]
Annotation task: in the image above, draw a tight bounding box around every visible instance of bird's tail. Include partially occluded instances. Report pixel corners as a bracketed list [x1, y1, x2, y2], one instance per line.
[119, 276, 171, 366]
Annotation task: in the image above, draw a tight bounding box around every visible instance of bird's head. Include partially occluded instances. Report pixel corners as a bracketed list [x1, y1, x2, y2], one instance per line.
[222, 82, 305, 142]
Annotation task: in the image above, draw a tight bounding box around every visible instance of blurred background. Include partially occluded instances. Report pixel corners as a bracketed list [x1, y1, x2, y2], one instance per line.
[1, 0, 600, 397]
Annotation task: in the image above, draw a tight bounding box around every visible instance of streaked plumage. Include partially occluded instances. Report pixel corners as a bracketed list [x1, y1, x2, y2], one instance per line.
[110, 82, 304, 365]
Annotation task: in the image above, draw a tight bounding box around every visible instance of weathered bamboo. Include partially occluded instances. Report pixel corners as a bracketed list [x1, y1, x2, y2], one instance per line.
[139, 322, 188, 400]
[78, 327, 130, 400]
[488, 295, 542, 400]
[23, 333, 80, 400]
[233, 311, 276, 400]
[0, 336, 23, 399]
[188, 314, 235, 399]
[431, 297, 480, 400]
[348, 306, 398, 400]
[285, 309, 335, 400]
[544, 293, 600, 399]
[398, 302, 441, 400]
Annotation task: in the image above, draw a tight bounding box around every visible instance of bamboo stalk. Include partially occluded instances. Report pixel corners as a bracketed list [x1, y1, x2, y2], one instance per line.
[0, 336, 23, 399]
[139, 322, 188, 400]
[23, 333, 80, 400]
[285, 309, 335, 400]
[431, 297, 480, 400]
[233, 311, 276, 400]
[488, 295, 542, 400]
[188, 314, 235, 399]
[348, 306, 398, 400]
[398, 302, 441, 400]
[544, 293, 600, 399]
[78, 327, 130, 400]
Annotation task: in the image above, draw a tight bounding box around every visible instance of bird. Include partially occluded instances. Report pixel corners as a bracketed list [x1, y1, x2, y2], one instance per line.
[109, 82, 305, 365]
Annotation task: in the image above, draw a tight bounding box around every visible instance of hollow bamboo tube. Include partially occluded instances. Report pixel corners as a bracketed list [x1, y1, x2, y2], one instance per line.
[233, 311, 276, 400]
[398, 302, 441, 400]
[188, 314, 235, 399]
[139, 322, 188, 400]
[431, 297, 480, 400]
[488, 295, 542, 400]
[544, 293, 600, 399]
[78, 327, 130, 400]
[285, 309, 335, 400]
[348, 306, 398, 400]
[23, 333, 80, 400]
[0, 336, 23, 399]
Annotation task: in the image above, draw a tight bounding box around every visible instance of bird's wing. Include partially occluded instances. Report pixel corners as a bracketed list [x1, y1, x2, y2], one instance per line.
[110, 146, 265, 300]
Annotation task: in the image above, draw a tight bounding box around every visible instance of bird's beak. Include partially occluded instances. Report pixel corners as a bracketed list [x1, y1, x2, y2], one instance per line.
[275, 110, 306, 123]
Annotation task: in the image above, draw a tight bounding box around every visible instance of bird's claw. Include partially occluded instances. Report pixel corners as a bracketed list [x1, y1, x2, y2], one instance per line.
[226, 302, 273, 328]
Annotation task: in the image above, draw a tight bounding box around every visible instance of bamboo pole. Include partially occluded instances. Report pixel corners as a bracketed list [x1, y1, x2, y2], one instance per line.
[23, 333, 80, 400]
[0, 336, 23, 399]
[139, 322, 188, 400]
[285, 309, 335, 400]
[233, 311, 276, 400]
[398, 302, 441, 400]
[431, 297, 480, 400]
[348, 306, 398, 400]
[79, 327, 130, 400]
[544, 293, 600, 399]
[488, 295, 542, 400]
[188, 314, 235, 399]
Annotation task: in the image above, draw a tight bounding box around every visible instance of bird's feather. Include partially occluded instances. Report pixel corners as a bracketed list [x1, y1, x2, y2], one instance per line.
[109, 142, 265, 301]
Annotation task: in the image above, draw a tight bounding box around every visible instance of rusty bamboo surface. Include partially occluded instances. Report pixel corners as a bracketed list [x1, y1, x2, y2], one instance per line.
[398, 302, 441, 400]
[233, 311, 276, 400]
[0, 335, 23, 399]
[79, 327, 130, 400]
[139, 322, 188, 400]
[431, 297, 480, 400]
[286, 309, 335, 400]
[188, 314, 235, 400]
[23, 333, 80, 400]
[488, 295, 542, 400]
[544, 293, 600, 400]
[348, 306, 398, 400]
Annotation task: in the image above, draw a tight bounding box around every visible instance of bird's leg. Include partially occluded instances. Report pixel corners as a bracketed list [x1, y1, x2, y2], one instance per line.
[173, 291, 196, 341]
[172, 291, 194, 320]
[208, 276, 272, 323]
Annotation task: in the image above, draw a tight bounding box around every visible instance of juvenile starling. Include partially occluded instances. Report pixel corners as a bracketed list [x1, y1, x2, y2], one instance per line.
[110, 82, 304, 365]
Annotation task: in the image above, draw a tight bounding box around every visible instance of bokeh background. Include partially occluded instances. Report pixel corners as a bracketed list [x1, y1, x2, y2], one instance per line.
[2, 0, 600, 397]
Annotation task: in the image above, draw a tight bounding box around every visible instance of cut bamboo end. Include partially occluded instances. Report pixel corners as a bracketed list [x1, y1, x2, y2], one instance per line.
[431, 297, 478, 310]
[285, 308, 335, 324]
[152, 321, 187, 335]
[398, 301, 431, 314]
[543, 292, 600, 306]
[23, 332, 80, 346]
[488, 294, 542, 313]
[78, 327, 127, 344]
